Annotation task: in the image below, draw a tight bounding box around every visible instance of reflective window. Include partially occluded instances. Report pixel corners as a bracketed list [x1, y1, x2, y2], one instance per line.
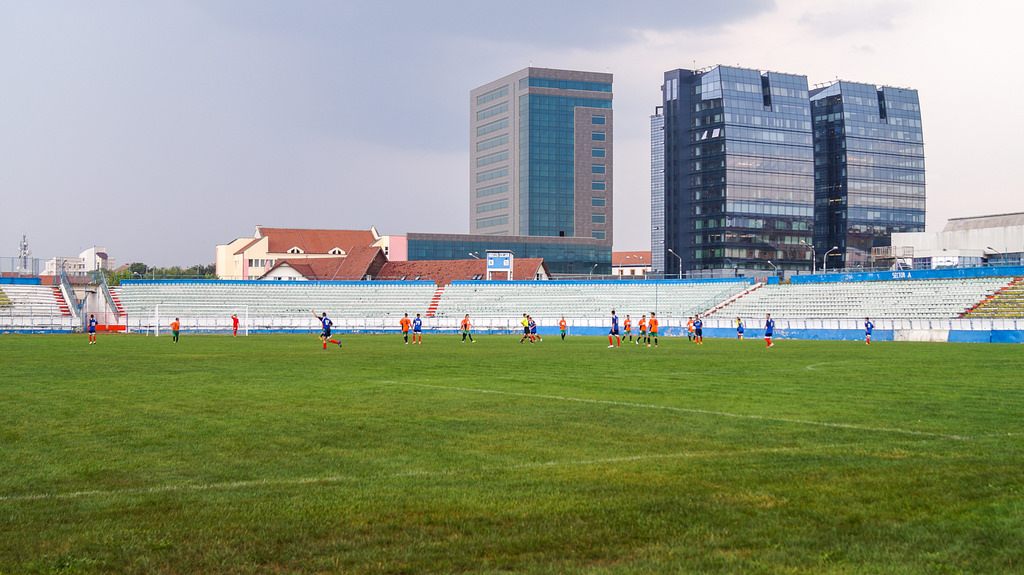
[476, 182, 509, 198]
[526, 77, 612, 92]
[592, 148, 606, 158]
[592, 131, 606, 141]
[476, 167, 508, 183]
[592, 197, 606, 207]
[476, 85, 509, 106]
[592, 164, 606, 174]
[592, 115, 606, 125]
[476, 118, 509, 137]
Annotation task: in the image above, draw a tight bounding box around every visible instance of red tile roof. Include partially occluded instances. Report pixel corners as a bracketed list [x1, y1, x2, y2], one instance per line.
[260, 247, 387, 281]
[256, 227, 377, 255]
[612, 251, 652, 267]
[375, 258, 547, 285]
[232, 237, 263, 256]
[261, 258, 347, 280]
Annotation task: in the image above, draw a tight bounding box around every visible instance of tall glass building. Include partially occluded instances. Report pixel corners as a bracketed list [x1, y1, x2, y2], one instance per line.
[470, 68, 613, 244]
[657, 66, 815, 276]
[650, 107, 665, 275]
[810, 81, 925, 269]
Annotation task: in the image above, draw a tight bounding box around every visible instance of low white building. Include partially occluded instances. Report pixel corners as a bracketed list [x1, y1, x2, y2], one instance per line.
[888, 213, 1024, 268]
[44, 246, 112, 276]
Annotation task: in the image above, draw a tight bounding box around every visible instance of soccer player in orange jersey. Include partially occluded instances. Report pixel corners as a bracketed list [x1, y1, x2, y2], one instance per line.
[686, 316, 695, 342]
[460, 314, 475, 343]
[170, 318, 181, 343]
[623, 315, 633, 342]
[648, 312, 659, 348]
[559, 317, 568, 341]
[636, 314, 647, 345]
[400, 313, 412, 345]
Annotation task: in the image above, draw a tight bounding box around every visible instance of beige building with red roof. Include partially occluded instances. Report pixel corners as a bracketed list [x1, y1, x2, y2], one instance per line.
[612, 251, 652, 277]
[215, 226, 388, 279]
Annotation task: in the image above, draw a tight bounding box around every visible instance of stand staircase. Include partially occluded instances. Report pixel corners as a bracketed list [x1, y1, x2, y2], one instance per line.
[52, 287, 72, 317]
[960, 277, 1024, 318]
[425, 285, 446, 318]
[702, 282, 764, 317]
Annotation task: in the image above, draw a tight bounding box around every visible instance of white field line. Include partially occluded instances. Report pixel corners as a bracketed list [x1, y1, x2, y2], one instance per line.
[1, 444, 847, 504]
[386, 381, 972, 442]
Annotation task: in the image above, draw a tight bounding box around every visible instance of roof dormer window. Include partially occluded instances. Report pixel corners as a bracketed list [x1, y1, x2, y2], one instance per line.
[287, 247, 304, 254]
[328, 247, 345, 255]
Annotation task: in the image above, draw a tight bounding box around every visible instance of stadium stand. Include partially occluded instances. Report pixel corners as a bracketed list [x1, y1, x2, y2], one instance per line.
[434, 280, 752, 321]
[961, 277, 1024, 318]
[0, 284, 76, 330]
[709, 277, 1012, 319]
[118, 280, 438, 330]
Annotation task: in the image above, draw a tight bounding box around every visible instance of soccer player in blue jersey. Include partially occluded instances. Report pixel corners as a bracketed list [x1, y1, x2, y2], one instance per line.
[608, 310, 621, 348]
[864, 317, 874, 345]
[529, 315, 541, 342]
[413, 313, 424, 345]
[736, 317, 744, 340]
[312, 311, 342, 350]
[693, 314, 704, 345]
[764, 313, 775, 348]
[87, 314, 98, 345]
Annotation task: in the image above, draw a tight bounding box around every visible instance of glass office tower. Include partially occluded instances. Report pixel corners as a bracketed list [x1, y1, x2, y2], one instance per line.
[658, 66, 814, 276]
[650, 107, 665, 275]
[470, 68, 613, 243]
[810, 81, 925, 269]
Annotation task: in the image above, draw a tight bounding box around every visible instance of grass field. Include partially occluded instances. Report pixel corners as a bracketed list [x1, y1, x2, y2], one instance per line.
[1, 333, 1022, 574]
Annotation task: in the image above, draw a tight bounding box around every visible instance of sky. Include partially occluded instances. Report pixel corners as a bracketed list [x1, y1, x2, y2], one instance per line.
[1, 0, 1021, 266]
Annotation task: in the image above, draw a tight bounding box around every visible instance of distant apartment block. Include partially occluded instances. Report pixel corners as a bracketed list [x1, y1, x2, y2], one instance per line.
[470, 67, 613, 244]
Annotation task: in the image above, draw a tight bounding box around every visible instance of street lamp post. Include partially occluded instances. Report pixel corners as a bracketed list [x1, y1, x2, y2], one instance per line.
[823, 246, 839, 273]
[666, 249, 682, 280]
[589, 263, 599, 278]
[767, 260, 778, 277]
[985, 246, 1003, 266]
[468, 252, 481, 260]
[799, 240, 816, 274]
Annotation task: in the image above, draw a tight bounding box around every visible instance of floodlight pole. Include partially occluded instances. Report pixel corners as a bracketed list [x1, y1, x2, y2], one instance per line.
[667, 249, 682, 279]
[823, 246, 839, 273]
[800, 241, 816, 274]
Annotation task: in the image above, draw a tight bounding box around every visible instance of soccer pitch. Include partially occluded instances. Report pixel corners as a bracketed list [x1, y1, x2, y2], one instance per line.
[1, 334, 1021, 574]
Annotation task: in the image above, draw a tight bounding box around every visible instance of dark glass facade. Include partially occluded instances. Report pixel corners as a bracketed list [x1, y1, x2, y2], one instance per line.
[519, 92, 611, 237]
[811, 82, 925, 268]
[650, 108, 665, 274]
[659, 66, 814, 275]
[407, 233, 611, 275]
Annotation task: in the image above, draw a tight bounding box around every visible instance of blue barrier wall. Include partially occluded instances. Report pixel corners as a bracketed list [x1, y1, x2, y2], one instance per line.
[449, 277, 754, 286]
[785, 265, 1024, 285]
[0, 277, 42, 285]
[121, 279, 436, 286]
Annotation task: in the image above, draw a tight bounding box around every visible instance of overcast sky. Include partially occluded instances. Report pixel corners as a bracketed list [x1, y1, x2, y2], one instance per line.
[1, 0, 1021, 266]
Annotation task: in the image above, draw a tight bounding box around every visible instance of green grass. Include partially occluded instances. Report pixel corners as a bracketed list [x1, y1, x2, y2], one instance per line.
[1, 334, 1022, 574]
